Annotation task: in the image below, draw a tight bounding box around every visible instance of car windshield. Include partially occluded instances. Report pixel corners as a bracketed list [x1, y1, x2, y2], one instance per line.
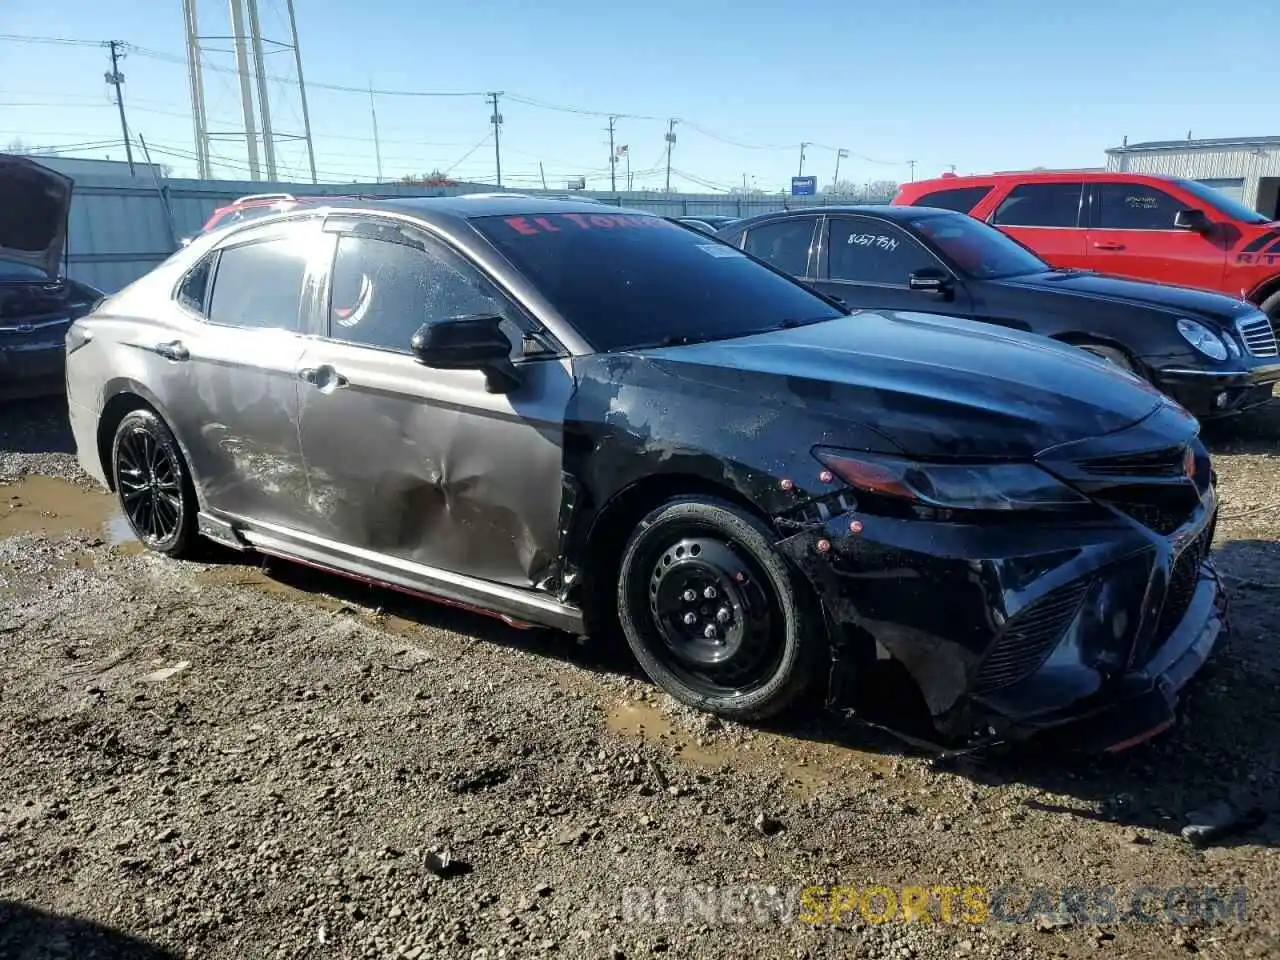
[1173, 178, 1272, 225]
[0, 259, 49, 281]
[909, 212, 1050, 280]
[471, 212, 844, 352]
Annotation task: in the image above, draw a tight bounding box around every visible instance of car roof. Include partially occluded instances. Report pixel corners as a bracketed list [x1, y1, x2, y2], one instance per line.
[300, 194, 649, 223]
[728, 205, 953, 229]
[906, 170, 1183, 190]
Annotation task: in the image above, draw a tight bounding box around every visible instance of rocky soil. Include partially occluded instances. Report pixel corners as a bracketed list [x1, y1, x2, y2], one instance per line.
[1, 397, 1278, 960]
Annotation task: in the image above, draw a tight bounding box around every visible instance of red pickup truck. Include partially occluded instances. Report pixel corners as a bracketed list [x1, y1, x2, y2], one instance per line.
[894, 172, 1280, 323]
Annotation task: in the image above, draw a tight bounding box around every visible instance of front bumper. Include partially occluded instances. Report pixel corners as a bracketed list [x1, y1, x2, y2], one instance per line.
[0, 339, 66, 400]
[1152, 362, 1280, 418]
[777, 464, 1222, 752]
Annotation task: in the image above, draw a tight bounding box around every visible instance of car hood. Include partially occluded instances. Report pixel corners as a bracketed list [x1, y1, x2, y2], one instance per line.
[992, 269, 1258, 326]
[0, 154, 73, 279]
[633, 311, 1169, 459]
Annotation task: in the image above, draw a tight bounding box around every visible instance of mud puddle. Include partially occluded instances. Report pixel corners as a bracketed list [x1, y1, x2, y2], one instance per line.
[606, 697, 928, 802]
[0, 475, 134, 545]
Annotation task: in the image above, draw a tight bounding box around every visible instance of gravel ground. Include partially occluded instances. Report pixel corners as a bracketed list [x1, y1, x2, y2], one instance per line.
[1, 396, 1278, 960]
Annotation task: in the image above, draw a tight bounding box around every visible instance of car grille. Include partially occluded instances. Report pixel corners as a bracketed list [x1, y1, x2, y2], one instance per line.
[1237, 313, 1278, 357]
[1103, 501, 1189, 536]
[1076, 445, 1186, 478]
[1146, 524, 1214, 660]
[975, 580, 1090, 693]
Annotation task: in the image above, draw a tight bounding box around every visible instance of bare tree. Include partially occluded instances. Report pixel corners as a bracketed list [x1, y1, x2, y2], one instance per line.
[4, 138, 30, 155]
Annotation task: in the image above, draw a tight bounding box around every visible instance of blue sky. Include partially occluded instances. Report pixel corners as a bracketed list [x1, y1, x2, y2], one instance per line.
[1, 0, 1274, 192]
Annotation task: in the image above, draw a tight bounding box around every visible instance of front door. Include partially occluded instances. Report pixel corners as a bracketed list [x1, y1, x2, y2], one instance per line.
[159, 220, 325, 530]
[813, 215, 973, 318]
[1085, 180, 1227, 290]
[294, 217, 574, 588]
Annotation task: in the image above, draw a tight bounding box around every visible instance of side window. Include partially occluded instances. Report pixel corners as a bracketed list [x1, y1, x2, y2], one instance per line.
[327, 233, 526, 357]
[991, 183, 1083, 228]
[742, 219, 815, 276]
[827, 218, 939, 285]
[207, 237, 309, 332]
[1096, 183, 1183, 230]
[915, 186, 993, 213]
[176, 253, 215, 315]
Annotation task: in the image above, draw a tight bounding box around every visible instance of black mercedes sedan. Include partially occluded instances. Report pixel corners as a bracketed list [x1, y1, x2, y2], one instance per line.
[1, 154, 103, 399]
[716, 206, 1280, 419]
[68, 196, 1223, 753]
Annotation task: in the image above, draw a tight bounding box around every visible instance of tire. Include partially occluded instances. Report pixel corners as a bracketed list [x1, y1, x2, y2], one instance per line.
[616, 496, 821, 721]
[1079, 342, 1137, 374]
[111, 408, 200, 558]
[1260, 291, 1280, 325]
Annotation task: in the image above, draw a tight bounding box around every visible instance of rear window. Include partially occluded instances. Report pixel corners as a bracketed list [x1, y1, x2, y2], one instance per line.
[992, 183, 1084, 228]
[913, 186, 993, 213]
[471, 212, 843, 352]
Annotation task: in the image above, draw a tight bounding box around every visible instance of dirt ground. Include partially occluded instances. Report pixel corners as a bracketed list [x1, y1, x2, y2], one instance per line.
[1, 397, 1278, 960]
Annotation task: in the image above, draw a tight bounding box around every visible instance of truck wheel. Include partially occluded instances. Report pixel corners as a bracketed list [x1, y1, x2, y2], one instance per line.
[616, 496, 821, 721]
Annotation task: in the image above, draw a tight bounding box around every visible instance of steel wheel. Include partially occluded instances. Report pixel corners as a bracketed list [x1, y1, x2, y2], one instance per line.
[617, 497, 820, 720]
[643, 532, 784, 696]
[111, 408, 199, 557]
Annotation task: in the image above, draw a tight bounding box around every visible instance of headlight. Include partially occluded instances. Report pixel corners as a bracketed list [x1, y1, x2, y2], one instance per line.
[813, 448, 1089, 513]
[1175, 318, 1228, 361]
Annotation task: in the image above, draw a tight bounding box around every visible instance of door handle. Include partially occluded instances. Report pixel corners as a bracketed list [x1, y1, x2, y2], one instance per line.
[297, 365, 348, 390]
[154, 340, 189, 361]
[1092, 241, 1125, 251]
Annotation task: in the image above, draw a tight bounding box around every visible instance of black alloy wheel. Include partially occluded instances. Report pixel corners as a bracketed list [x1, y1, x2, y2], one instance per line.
[617, 497, 819, 720]
[111, 408, 199, 557]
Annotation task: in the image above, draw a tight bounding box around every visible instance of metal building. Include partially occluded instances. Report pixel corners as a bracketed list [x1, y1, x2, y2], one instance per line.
[1105, 135, 1280, 217]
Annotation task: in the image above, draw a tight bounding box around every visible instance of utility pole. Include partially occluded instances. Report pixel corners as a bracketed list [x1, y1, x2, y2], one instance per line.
[908, 159, 917, 181]
[368, 83, 383, 182]
[105, 41, 135, 176]
[798, 141, 810, 178]
[664, 119, 679, 194]
[833, 148, 848, 190]
[539, 162, 547, 190]
[625, 148, 631, 191]
[607, 115, 617, 192]
[487, 92, 504, 187]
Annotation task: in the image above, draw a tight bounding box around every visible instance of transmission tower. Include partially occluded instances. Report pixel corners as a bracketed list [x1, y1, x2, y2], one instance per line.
[182, 0, 317, 183]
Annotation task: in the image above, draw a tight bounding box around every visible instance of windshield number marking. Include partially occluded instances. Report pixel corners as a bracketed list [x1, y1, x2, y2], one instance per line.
[502, 213, 674, 236]
[848, 233, 898, 251]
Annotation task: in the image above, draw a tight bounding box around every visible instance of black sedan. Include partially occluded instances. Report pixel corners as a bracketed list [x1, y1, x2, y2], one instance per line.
[68, 196, 1222, 752]
[0, 154, 103, 399]
[716, 206, 1280, 419]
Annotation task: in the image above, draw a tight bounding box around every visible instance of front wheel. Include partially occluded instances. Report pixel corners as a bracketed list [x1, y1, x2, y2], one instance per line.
[1079, 342, 1138, 375]
[616, 497, 820, 721]
[1260, 291, 1280, 327]
[111, 408, 199, 558]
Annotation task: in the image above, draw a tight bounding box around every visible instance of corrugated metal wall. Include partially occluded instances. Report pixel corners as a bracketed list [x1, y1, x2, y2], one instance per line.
[62, 174, 894, 292]
[1106, 145, 1280, 210]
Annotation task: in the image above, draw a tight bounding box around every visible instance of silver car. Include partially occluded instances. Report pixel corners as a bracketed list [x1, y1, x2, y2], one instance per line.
[66, 195, 1225, 752]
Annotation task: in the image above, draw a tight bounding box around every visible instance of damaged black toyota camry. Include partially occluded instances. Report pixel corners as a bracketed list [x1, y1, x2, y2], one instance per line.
[67, 196, 1224, 753]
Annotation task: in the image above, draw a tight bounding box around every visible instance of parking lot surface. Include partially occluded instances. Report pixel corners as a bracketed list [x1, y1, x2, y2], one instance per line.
[1, 398, 1278, 959]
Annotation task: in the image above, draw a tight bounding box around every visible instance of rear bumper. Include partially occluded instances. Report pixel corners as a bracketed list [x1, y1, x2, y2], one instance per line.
[1153, 363, 1280, 418]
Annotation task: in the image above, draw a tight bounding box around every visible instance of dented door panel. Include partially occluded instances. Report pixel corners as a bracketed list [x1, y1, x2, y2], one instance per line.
[294, 340, 574, 587]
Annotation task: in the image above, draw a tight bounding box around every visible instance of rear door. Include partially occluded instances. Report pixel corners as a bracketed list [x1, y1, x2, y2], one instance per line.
[987, 181, 1089, 269]
[161, 219, 325, 530]
[292, 215, 574, 588]
[1085, 180, 1227, 290]
[813, 215, 973, 317]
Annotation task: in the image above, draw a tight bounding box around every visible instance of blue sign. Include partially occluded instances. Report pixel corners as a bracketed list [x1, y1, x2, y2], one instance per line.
[791, 176, 817, 196]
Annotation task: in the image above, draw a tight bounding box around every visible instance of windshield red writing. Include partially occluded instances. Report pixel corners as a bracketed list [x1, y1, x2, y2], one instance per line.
[503, 213, 674, 236]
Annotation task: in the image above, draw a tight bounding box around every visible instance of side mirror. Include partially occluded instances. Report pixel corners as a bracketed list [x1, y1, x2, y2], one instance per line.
[1174, 208, 1211, 233]
[410, 314, 519, 394]
[908, 268, 953, 297]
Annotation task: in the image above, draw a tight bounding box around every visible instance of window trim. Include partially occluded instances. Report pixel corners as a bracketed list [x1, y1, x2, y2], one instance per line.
[318, 214, 565, 362]
[822, 214, 947, 289]
[987, 182, 1086, 230]
[1087, 181, 1191, 233]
